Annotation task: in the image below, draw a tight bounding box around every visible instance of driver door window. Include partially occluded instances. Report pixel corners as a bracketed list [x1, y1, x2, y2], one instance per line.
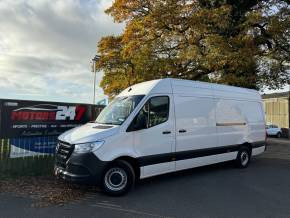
[128, 96, 169, 131]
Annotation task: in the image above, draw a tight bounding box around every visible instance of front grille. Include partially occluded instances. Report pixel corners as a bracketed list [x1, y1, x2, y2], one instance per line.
[55, 140, 74, 168]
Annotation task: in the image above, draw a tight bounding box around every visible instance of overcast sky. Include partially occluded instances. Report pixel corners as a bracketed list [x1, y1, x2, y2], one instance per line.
[0, 0, 123, 104]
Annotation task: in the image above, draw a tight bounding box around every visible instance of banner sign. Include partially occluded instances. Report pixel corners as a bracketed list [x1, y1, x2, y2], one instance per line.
[9, 136, 58, 158]
[0, 99, 93, 138]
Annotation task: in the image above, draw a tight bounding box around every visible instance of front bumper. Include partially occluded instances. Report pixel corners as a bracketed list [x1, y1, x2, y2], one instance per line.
[54, 152, 109, 185]
[54, 167, 91, 183]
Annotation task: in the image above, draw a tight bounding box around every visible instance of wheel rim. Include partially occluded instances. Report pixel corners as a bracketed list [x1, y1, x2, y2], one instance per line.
[241, 151, 249, 166]
[104, 167, 127, 191]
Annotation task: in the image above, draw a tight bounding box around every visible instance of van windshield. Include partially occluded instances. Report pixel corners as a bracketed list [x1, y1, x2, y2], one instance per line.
[96, 95, 145, 125]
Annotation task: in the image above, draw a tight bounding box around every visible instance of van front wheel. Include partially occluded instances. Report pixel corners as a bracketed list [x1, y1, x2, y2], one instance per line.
[101, 160, 135, 196]
[235, 147, 251, 168]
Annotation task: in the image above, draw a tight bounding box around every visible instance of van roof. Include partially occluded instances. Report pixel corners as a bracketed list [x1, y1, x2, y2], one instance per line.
[118, 78, 261, 101]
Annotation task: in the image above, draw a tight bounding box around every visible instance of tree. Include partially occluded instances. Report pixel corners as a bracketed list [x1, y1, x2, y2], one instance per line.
[96, 0, 290, 98]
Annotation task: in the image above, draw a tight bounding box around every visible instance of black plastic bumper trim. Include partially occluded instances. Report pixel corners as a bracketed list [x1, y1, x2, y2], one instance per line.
[54, 152, 109, 185]
[137, 141, 266, 167]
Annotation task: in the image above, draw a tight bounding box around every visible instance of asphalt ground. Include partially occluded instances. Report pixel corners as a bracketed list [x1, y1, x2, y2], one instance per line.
[0, 137, 290, 218]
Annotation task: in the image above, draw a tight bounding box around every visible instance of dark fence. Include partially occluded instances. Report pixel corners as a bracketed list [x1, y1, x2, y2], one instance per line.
[0, 99, 104, 178]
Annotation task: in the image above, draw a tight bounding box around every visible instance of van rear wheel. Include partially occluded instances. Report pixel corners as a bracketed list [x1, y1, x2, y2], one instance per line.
[101, 160, 135, 196]
[235, 147, 251, 168]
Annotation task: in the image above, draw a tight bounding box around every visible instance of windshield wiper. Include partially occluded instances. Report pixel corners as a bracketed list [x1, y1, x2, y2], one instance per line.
[95, 121, 121, 125]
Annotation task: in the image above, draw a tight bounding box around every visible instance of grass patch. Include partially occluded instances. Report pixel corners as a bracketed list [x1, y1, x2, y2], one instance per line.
[0, 156, 55, 180]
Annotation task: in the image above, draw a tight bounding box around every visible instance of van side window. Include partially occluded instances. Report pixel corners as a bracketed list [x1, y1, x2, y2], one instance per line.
[128, 96, 169, 131]
[148, 96, 169, 127]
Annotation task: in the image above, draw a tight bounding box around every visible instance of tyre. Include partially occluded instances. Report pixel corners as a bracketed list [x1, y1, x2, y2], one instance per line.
[235, 146, 251, 168]
[276, 132, 282, 138]
[101, 160, 135, 196]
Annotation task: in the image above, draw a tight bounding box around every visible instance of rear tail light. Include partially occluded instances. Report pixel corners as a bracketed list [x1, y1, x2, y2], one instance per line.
[264, 124, 267, 142]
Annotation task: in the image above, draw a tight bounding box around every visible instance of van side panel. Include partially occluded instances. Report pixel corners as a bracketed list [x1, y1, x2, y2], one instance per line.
[238, 101, 265, 143]
[215, 98, 265, 147]
[174, 95, 218, 170]
[215, 99, 248, 146]
[174, 96, 217, 151]
[175, 152, 238, 172]
[211, 83, 261, 101]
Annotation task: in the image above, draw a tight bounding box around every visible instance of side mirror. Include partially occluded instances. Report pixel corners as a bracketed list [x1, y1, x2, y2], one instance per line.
[133, 115, 147, 130]
[127, 113, 147, 132]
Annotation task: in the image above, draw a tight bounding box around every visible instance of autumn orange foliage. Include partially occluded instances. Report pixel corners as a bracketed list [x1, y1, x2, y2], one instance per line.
[96, 0, 290, 98]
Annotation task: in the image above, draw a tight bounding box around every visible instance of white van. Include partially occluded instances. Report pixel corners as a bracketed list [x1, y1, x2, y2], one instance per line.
[54, 79, 266, 195]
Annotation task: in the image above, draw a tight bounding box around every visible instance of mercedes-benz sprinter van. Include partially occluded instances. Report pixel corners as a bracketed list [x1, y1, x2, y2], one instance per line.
[54, 79, 266, 196]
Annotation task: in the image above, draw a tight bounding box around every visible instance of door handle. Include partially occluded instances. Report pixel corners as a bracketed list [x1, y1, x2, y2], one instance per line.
[179, 129, 187, 133]
[162, 131, 171, 134]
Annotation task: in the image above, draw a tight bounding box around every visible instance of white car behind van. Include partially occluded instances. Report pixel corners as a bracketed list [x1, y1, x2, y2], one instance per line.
[54, 79, 266, 195]
[266, 124, 282, 138]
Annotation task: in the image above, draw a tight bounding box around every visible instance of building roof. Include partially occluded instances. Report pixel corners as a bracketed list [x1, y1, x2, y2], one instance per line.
[262, 91, 290, 99]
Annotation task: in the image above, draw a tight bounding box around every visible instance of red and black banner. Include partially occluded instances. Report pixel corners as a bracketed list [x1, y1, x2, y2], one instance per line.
[0, 99, 101, 138]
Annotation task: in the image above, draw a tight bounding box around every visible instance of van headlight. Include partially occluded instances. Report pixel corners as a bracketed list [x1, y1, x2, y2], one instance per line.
[74, 141, 105, 154]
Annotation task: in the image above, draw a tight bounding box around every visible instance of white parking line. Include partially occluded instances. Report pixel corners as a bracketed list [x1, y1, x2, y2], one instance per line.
[91, 203, 174, 218]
